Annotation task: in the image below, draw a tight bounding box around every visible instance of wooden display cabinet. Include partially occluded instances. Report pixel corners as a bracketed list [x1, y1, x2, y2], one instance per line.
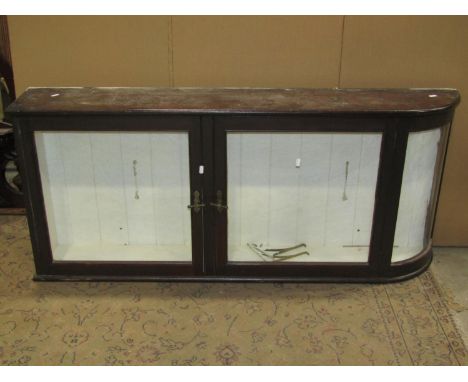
[6, 87, 460, 282]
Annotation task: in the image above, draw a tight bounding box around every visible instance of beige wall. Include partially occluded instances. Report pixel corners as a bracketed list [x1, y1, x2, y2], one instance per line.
[7, 16, 468, 245]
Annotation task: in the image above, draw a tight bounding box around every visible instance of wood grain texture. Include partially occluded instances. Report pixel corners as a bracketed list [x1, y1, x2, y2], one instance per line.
[6, 87, 459, 115]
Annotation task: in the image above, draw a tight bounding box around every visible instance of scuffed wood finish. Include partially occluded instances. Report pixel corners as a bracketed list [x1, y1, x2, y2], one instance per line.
[8, 87, 460, 282]
[7, 87, 460, 115]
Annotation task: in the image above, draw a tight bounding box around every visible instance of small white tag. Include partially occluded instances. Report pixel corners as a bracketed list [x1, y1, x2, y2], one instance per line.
[199, 165, 204, 174]
[51, 93, 60, 97]
[295, 158, 301, 168]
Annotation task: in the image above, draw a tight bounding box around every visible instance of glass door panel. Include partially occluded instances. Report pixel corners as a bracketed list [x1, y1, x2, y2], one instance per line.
[392, 126, 446, 262]
[35, 131, 192, 262]
[227, 132, 382, 263]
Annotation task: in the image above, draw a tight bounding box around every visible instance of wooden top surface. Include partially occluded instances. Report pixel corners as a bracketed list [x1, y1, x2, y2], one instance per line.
[6, 87, 460, 115]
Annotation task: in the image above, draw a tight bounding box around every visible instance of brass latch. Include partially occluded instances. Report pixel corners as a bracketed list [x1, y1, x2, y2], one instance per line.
[210, 190, 228, 213]
[187, 190, 205, 213]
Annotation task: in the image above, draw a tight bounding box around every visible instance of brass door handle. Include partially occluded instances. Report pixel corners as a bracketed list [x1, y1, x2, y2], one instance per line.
[209, 202, 228, 211]
[187, 190, 205, 213]
[210, 190, 228, 213]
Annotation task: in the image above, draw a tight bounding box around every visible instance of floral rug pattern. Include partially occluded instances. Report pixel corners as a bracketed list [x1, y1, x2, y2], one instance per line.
[0, 215, 467, 365]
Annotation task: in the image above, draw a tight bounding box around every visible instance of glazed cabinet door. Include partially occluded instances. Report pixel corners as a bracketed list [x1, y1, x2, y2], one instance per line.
[210, 116, 384, 279]
[391, 125, 450, 263]
[18, 115, 204, 278]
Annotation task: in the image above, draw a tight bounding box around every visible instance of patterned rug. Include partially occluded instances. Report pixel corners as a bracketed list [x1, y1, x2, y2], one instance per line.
[0, 215, 467, 365]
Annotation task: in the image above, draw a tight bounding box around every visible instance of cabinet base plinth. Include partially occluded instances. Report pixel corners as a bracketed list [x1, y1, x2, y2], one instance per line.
[33, 250, 432, 284]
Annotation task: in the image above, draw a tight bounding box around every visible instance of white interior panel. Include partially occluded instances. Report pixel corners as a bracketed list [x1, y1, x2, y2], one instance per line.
[227, 132, 382, 263]
[60, 133, 101, 245]
[35, 131, 192, 262]
[150, 133, 190, 246]
[352, 134, 383, 245]
[91, 133, 128, 245]
[120, 133, 157, 245]
[268, 133, 302, 247]
[392, 128, 441, 262]
[295, 134, 332, 246]
[34, 132, 70, 249]
[227, 133, 242, 247]
[237, 133, 271, 246]
[324, 134, 362, 245]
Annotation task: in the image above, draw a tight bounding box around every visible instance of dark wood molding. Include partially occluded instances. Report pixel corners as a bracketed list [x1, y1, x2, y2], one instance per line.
[7, 87, 460, 116]
[14, 115, 205, 277]
[8, 88, 459, 282]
